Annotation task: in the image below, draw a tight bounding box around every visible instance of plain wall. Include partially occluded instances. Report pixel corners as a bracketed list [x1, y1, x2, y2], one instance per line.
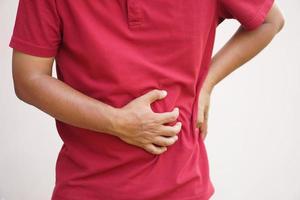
[1, 0, 299, 199]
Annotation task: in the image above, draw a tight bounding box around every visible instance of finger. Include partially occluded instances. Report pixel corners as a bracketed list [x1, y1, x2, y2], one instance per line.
[152, 135, 178, 147]
[140, 89, 167, 105]
[200, 120, 208, 140]
[200, 119, 207, 132]
[204, 105, 209, 121]
[155, 107, 180, 124]
[197, 104, 205, 127]
[202, 105, 209, 139]
[197, 112, 204, 128]
[144, 144, 167, 155]
[158, 122, 182, 137]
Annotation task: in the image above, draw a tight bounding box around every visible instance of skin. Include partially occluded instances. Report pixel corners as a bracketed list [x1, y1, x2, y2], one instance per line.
[197, 3, 285, 140]
[12, 3, 284, 155]
[12, 53, 181, 155]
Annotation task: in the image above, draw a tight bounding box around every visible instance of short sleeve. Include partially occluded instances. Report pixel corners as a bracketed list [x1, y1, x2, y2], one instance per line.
[9, 0, 62, 57]
[218, 0, 275, 30]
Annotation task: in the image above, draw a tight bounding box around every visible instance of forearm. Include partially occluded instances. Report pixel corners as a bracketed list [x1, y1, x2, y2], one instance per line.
[16, 75, 120, 136]
[203, 20, 282, 92]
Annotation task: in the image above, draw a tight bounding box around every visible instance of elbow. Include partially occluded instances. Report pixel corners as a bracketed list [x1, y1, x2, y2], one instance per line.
[267, 13, 285, 34]
[13, 79, 30, 103]
[264, 3, 285, 34]
[11, 49, 53, 104]
[276, 15, 285, 33]
[12, 70, 34, 104]
[13, 84, 22, 100]
[273, 5, 285, 33]
[265, 14, 285, 36]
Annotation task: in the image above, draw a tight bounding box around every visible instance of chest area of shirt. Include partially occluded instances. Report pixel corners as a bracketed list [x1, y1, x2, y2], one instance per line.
[59, 0, 218, 40]
[57, 0, 219, 81]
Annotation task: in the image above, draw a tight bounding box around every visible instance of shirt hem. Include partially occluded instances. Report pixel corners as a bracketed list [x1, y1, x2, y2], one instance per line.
[52, 192, 214, 200]
[52, 189, 215, 200]
[9, 36, 58, 57]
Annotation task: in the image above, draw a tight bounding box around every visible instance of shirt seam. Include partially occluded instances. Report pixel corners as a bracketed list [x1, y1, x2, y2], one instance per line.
[9, 36, 58, 57]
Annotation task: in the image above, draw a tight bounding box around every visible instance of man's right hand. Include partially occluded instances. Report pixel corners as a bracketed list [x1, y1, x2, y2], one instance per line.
[11, 51, 180, 154]
[113, 89, 182, 155]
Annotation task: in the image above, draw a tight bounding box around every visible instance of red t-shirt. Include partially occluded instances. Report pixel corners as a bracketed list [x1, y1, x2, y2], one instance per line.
[9, 0, 274, 199]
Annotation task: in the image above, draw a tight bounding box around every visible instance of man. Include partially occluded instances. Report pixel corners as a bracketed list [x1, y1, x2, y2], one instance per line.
[9, 0, 284, 199]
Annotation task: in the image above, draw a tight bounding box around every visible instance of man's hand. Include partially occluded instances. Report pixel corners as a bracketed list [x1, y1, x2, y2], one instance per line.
[12, 50, 181, 155]
[197, 86, 213, 141]
[114, 89, 182, 155]
[195, 3, 284, 141]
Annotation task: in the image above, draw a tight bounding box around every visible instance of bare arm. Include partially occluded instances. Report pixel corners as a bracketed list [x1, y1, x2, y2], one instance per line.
[12, 50, 120, 135]
[197, 3, 285, 139]
[12, 50, 181, 155]
[203, 3, 285, 92]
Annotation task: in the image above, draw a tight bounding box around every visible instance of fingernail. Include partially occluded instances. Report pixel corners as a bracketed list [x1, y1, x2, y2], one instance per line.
[161, 90, 167, 97]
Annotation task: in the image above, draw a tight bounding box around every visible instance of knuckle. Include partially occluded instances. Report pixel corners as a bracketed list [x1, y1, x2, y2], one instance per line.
[170, 138, 176, 144]
[169, 115, 177, 121]
[152, 117, 161, 125]
[173, 135, 179, 142]
[165, 140, 173, 146]
[146, 144, 166, 155]
[167, 128, 177, 136]
[156, 148, 164, 155]
[173, 109, 179, 116]
[145, 146, 155, 154]
[143, 132, 155, 141]
[170, 129, 178, 136]
[154, 138, 165, 146]
[154, 150, 161, 155]
[151, 148, 160, 155]
[197, 121, 202, 127]
[139, 138, 149, 145]
[166, 138, 175, 146]
[153, 89, 160, 96]
[161, 147, 167, 153]
[162, 140, 170, 146]
[171, 126, 180, 135]
[149, 149, 156, 155]
[174, 125, 181, 133]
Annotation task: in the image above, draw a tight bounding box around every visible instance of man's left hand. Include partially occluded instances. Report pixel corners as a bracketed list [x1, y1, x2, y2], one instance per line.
[196, 86, 212, 141]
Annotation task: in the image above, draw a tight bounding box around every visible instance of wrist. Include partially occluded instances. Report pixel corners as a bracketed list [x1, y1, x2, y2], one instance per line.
[202, 78, 215, 94]
[106, 107, 126, 137]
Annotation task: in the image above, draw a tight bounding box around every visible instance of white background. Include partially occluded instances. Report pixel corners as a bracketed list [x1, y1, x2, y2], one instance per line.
[1, 0, 299, 200]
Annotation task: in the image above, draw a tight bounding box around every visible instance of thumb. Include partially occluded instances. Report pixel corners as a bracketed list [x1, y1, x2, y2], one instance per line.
[204, 104, 210, 121]
[140, 89, 167, 104]
[197, 110, 204, 128]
